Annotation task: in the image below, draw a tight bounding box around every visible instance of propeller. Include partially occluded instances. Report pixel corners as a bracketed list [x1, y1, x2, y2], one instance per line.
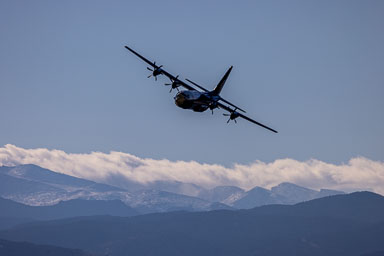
[223, 108, 240, 123]
[209, 102, 220, 115]
[164, 75, 181, 93]
[147, 62, 163, 81]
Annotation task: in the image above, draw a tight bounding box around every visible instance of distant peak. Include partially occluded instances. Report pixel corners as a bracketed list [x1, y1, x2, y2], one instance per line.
[248, 186, 270, 193]
[274, 182, 304, 188]
[348, 191, 383, 198]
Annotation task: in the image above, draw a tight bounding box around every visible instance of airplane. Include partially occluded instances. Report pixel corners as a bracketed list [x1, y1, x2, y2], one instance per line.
[124, 46, 278, 133]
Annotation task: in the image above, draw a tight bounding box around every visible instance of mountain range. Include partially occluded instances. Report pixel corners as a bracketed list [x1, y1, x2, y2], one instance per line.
[0, 165, 226, 213]
[1, 192, 383, 256]
[0, 164, 383, 255]
[0, 164, 345, 212]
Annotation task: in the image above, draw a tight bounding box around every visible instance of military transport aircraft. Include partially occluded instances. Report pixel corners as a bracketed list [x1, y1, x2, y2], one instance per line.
[124, 46, 278, 133]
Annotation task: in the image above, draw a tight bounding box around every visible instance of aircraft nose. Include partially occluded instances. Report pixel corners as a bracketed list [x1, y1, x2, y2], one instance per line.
[174, 91, 182, 100]
[174, 93, 185, 107]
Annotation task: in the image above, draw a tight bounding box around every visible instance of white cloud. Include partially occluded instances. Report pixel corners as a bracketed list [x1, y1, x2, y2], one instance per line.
[1, 144, 383, 194]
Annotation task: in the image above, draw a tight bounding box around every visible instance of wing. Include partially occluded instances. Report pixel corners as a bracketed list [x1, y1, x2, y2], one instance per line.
[124, 46, 158, 69]
[185, 78, 209, 92]
[218, 97, 246, 113]
[161, 70, 195, 91]
[218, 102, 278, 133]
[124, 46, 196, 91]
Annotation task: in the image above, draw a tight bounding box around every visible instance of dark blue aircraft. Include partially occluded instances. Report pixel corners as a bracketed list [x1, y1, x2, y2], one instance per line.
[124, 46, 277, 133]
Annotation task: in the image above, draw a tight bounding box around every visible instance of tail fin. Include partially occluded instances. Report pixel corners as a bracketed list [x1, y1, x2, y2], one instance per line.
[212, 66, 233, 95]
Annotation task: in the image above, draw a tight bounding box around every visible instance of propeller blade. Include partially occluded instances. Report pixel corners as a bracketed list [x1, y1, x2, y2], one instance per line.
[227, 118, 230, 123]
[165, 83, 171, 86]
[147, 67, 153, 71]
[169, 88, 173, 93]
[147, 75, 152, 78]
[155, 76, 157, 81]
[223, 113, 230, 116]
[234, 119, 237, 124]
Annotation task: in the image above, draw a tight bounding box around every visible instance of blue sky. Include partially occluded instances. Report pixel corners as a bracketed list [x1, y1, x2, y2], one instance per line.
[1, 0, 383, 165]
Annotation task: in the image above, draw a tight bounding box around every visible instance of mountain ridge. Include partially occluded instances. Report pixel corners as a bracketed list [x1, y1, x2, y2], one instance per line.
[0, 164, 347, 212]
[0, 238, 93, 256]
[1, 192, 383, 256]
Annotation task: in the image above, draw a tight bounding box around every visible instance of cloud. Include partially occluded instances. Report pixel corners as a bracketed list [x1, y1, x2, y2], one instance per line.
[1, 144, 383, 194]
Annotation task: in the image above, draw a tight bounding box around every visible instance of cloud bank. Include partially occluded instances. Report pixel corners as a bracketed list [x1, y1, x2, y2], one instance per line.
[1, 144, 383, 194]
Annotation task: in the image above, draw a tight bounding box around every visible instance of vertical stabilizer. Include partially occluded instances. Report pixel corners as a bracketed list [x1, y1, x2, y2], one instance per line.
[212, 66, 233, 95]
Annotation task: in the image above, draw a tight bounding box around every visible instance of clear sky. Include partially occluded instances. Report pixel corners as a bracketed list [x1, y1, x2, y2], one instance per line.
[1, 0, 383, 165]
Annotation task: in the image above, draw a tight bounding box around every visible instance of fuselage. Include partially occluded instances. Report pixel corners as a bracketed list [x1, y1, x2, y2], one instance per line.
[174, 90, 218, 112]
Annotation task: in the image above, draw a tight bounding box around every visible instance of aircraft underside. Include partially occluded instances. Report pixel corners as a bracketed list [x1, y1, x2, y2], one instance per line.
[174, 93, 209, 112]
